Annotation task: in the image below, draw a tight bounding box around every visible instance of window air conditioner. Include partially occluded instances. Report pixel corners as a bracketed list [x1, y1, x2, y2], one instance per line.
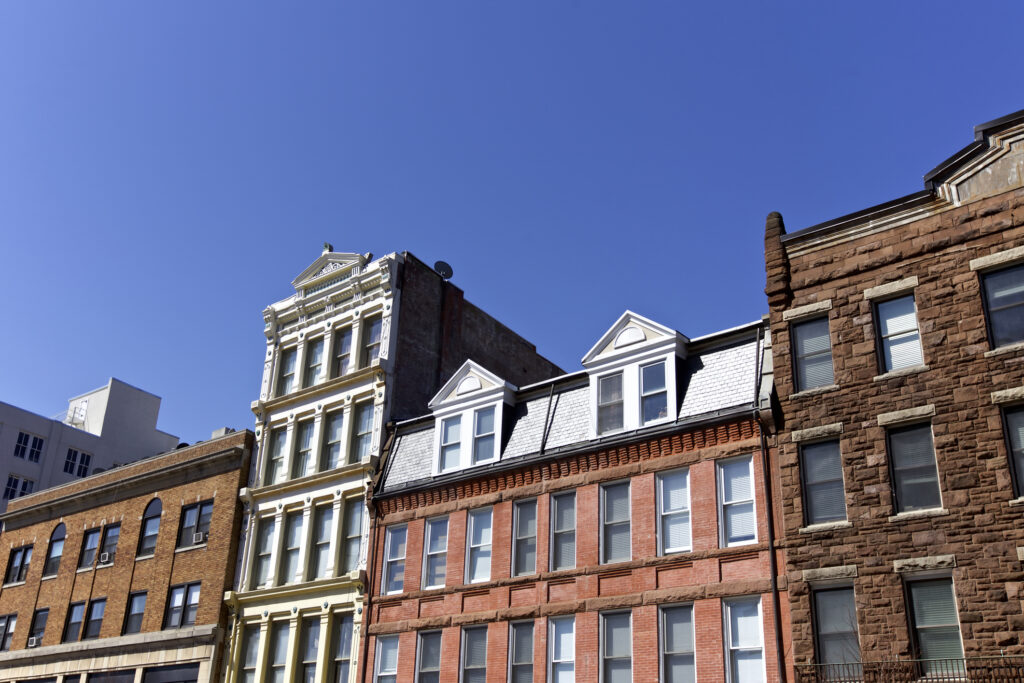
[27, 637, 38, 648]
[99, 552, 110, 564]
[193, 532, 206, 545]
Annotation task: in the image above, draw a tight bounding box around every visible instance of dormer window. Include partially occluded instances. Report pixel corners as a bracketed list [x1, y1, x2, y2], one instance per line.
[438, 407, 498, 473]
[640, 361, 668, 423]
[439, 417, 462, 472]
[472, 407, 496, 464]
[597, 374, 624, 434]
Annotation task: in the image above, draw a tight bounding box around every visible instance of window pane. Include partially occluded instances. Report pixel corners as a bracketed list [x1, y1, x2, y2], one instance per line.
[721, 460, 752, 502]
[792, 317, 834, 390]
[598, 373, 624, 434]
[910, 579, 964, 663]
[802, 441, 847, 524]
[985, 263, 1024, 347]
[551, 617, 574, 660]
[603, 613, 630, 657]
[890, 425, 941, 512]
[663, 606, 693, 653]
[604, 483, 629, 522]
[378, 636, 399, 671]
[814, 588, 860, 666]
[1007, 408, 1024, 496]
[729, 600, 761, 648]
[475, 408, 494, 436]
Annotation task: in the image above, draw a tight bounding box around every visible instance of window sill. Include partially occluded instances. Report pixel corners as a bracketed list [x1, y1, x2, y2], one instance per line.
[873, 365, 928, 382]
[1007, 497, 1024, 507]
[798, 520, 852, 534]
[888, 508, 949, 523]
[135, 554, 155, 562]
[174, 543, 207, 554]
[722, 540, 759, 549]
[76, 567, 93, 574]
[985, 341, 1024, 358]
[1, 581, 25, 588]
[788, 384, 840, 400]
[40, 575, 56, 582]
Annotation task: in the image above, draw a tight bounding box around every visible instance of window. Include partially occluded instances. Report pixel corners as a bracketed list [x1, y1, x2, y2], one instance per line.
[550, 492, 576, 571]
[473, 407, 496, 464]
[466, 508, 492, 583]
[240, 623, 260, 683]
[267, 621, 289, 683]
[43, 524, 65, 577]
[439, 416, 462, 472]
[310, 504, 334, 580]
[252, 517, 276, 588]
[264, 428, 288, 485]
[341, 498, 364, 573]
[0, 615, 16, 651]
[908, 578, 964, 675]
[601, 612, 632, 683]
[462, 626, 488, 683]
[99, 524, 120, 564]
[292, 421, 316, 478]
[598, 372, 624, 434]
[64, 449, 91, 477]
[724, 597, 764, 683]
[719, 456, 756, 547]
[549, 616, 575, 683]
[601, 482, 630, 564]
[14, 432, 43, 462]
[375, 635, 399, 683]
[332, 613, 354, 682]
[513, 500, 537, 576]
[30, 608, 48, 644]
[332, 327, 354, 377]
[5, 545, 32, 583]
[83, 599, 106, 639]
[383, 525, 407, 594]
[888, 424, 941, 513]
[123, 593, 146, 635]
[3, 474, 34, 499]
[658, 470, 691, 555]
[277, 347, 297, 397]
[641, 361, 669, 424]
[303, 337, 325, 387]
[79, 529, 100, 568]
[322, 411, 345, 470]
[361, 315, 383, 367]
[1004, 406, 1024, 497]
[982, 262, 1024, 348]
[164, 582, 200, 628]
[661, 605, 695, 683]
[417, 631, 442, 683]
[350, 403, 374, 463]
[876, 296, 923, 371]
[508, 622, 533, 683]
[422, 517, 448, 588]
[792, 317, 834, 391]
[138, 499, 162, 557]
[299, 617, 320, 683]
[800, 441, 847, 525]
[278, 510, 303, 585]
[63, 603, 85, 642]
[813, 587, 861, 672]
[177, 500, 213, 547]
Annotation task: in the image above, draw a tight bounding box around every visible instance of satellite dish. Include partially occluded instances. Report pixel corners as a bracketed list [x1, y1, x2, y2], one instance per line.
[434, 260, 454, 280]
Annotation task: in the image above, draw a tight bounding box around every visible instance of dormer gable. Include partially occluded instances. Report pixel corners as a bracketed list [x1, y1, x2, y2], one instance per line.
[582, 310, 687, 368]
[291, 250, 370, 294]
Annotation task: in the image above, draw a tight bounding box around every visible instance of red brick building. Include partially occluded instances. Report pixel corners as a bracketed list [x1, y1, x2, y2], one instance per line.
[766, 109, 1024, 680]
[364, 312, 791, 683]
[0, 429, 253, 683]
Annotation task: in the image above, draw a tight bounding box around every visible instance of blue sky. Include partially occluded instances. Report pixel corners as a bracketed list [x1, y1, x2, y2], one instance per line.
[1, 2, 1021, 443]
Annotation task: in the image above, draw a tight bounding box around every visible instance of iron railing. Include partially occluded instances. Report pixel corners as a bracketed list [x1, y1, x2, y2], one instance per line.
[795, 656, 1024, 682]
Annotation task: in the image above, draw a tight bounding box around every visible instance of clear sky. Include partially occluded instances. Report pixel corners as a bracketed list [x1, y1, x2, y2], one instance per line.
[1, 1, 1021, 444]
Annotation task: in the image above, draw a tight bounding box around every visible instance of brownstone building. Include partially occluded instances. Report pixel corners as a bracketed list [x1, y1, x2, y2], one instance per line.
[0, 429, 253, 683]
[766, 109, 1024, 680]
[364, 312, 792, 683]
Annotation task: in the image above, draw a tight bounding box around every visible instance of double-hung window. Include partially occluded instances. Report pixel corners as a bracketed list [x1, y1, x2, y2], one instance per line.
[907, 578, 964, 675]
[439, 416, 462, 472]
[332, 327, 353, 377]
[123, 592, 146, 635]
[303, 337, 325, 387]
[3, 474, 33, 499]
[876, 296, 923, 371]
[350, 403, 374, 463]
[5, 545, 32, 583]
[597, 373, 625, 434]
[800, 441, 847, 525]
[63, 603, 84, 642]
[812, 587, 861, 671]
[361, 316, 383, 367]
[292, 420, 316, 479]
[83, 599, 106, 639]
[509, 621, 534, 683]
[79, 529, 100, 568]
[472, 407, 496, 464]
[791, 317, 834, 391]
[1003, 406, 1024, 497]
[461, 626, 488, 683]
[0, 615, 15, 651]
[14, 432, 43, 462]
[252, 517, 276, 588]
[177, 500, 213, 547]
[658, 470, 691, 555]
[278, 510, 303, 585]
[724, 597, 764, 683]
[416, 631, 442, 683]
[661, 605, 695, 683]
[322, 411, 345, 470]
[267, 621, 289, 683]
[383, 525, 407, 594]
[888, 424, 941, 513]
[549, 616, 575, 683]
[44, 524, 65, 576]
[138, 499, 162, 557]
[601, 612, 632, 683]
[513, 500, 537, 576]
[341, 498, 364, 573]
[982, 262, 1024, 348]
[641, 361, 669, 424]
[601, 482, 630, 564]
[164, 582, 200, 629]
[99, 524, 120, 565]
[277, 347, 297, 396]
[65, 448, 91, 477]
[299, 617, 320, 682]
[422, 517, 448, 588]
[310, 504, 334, 580]
[332, 613, 354, 682]
[375, 635, 399, 683]
[29, 608, 48, 644]
[550, 492, 576, 571]
[466, 508, 492, 583]
[240, 623, 260, 683]
[719, 456, 756, 547]
[264, 428, 288, 485]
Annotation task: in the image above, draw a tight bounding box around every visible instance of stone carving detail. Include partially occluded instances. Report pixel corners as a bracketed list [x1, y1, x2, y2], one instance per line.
[260, 360, 272, 401]
[378, 316, 392, 360]
[371, 404, 384, 456]
[316, 261, 346, 278]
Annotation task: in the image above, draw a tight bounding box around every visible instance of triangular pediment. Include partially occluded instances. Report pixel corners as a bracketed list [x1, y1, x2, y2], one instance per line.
[928, 113, 1024, 206]
[291, 251, 367, 290]
[429, 360, 515, 410]
[582, 310, 687, 366]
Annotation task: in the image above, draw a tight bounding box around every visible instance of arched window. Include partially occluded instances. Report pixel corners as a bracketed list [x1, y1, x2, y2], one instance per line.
[137, 499, 162, 557]
[43, 523, 65, 577]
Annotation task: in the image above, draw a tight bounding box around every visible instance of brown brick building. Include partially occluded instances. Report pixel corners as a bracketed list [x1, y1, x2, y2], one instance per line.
[0, 429, 253, 683]
[364, 312, 792, 683]
[766, 109, 1024, 680]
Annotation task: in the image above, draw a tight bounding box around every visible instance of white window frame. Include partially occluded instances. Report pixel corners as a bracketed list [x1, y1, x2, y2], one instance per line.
[597, 371, 625, 435]
[657, 469, 691, 555]
[717, 455, 757, 548]
[723, 597, 765, 683]
[465, 508, 493, 584]
[588, 351, 678, 438]
[382, 524, 407, 595]
[548, 615, 575, 683]
[875, 295, 924, 372]
[435, 405, 502, 475]
[439, 415, 462, 473]
[600, 481, 631, 565]
[905, 575, 965, 668]
[422, 516, 449, 589]
[278, 509, 303, 586]
[375, 634, 399, 683]
[512, 499, 538, 577]
[416, 630, 442, 683]
[659, 603, 696, 683]
[340, 497, 364, 574]
[276, 346, 297, 397]
[310, 503, 334, 580]
[600, 610, 633, 683]
[472, 406, 497, 465]
[640, 360, 670, 425]
[550, 492, 576, 571]
[303, 336, 325, 387]
[508, 620, 534, 683]
[251, 516, 276, 589]
[460, 625, 488, 683]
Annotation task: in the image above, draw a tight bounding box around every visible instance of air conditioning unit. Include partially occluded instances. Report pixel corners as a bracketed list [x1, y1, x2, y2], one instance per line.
[27, 637, 38, 648]
[99, 553, 110, 564]
[193, 532, 206, 545]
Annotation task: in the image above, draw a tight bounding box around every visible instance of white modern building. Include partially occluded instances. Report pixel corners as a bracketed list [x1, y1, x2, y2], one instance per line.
[0, 378, 179, 512]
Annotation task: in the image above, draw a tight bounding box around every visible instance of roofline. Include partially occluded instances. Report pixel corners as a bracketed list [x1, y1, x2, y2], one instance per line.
[66, 377, 163, 402]
[688, 319, 764, 344]
[781, 190, 935, 245]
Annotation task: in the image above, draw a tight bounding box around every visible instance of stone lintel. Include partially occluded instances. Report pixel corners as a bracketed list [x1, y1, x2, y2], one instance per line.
[863, 276, 919, 300]
[782, 300, 833, 322]
[802, 565, 858, 583]
[970, 245, 1024, 271]
[877, 405, 935, 427]
[893, 554, 956, 573]
[791, 423, 843, 443]
[992, 386, 1024, 405]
